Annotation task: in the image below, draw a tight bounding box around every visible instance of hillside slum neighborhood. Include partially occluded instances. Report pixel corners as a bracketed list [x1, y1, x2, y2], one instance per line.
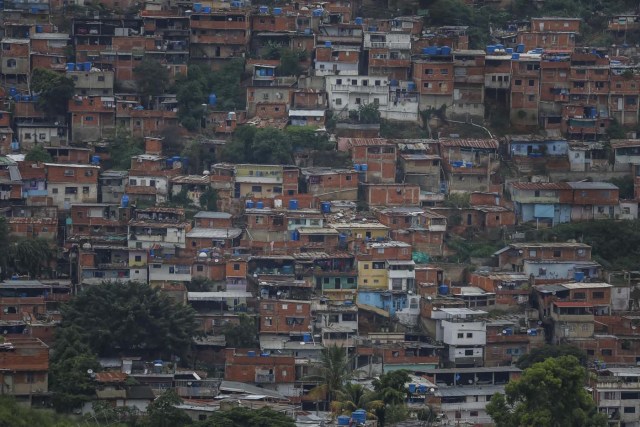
[2, 0, 640, 425]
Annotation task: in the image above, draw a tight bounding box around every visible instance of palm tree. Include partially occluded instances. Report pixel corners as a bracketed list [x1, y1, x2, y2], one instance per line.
[331, 382, 383, 420]
[306, 345, 352, 406]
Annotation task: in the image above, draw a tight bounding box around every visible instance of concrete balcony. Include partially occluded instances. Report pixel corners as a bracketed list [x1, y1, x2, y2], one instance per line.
[255, 373, 275, 383]
[330, 84, 388, 93]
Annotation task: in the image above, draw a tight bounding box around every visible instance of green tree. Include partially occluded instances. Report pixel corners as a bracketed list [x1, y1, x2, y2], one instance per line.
[108, 129, 144, 170]
[348, 103, 381, 124]
[278, 48, 302, 76]
[516, 344, 587, 369]
[195, 406, 296, 427]
[31, 68, 75, 116]
[0, 218, 9, 280]
[486, 356, 607, 427]
[143, 390, 192, 427]
[332, 382, 383, 420]
[10, 238, 52, 278]
[608, 176, 635, 200]
[50, 351, 101, 413]
[199, 187, 218, 211]
[55, 281, 197, 358]
[221, 314, 258, 348]
[0, 396, 104, 427]
[308, 345, 352, 404]
[181, 139, 217, 175]
[134, 59, 170, 108]
[24, 145, 53, 163]
[370, 370, 411, 426]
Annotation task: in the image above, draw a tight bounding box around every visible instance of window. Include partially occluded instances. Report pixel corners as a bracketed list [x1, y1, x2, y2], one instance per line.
[464, 349, 474, 356]
[601, 349, 613, 356]
[529, 250, 537, 257]
[251, 185, 262, 192]
[440, 68, 448, 75]
[82, 186, 89, 194]
[470, 411, 479, 417]
[515, 79, 522, 86]
[135, 255, 142, 262]
[574, 292, 586, 300]
[264, 317, 273, 326]
[466, 332, 473, 338]
[85, 116, 94, 121]
[457, 333, 464, 338]
[355, 97, 361, 105]
[624, 407, 636, 414]
[425, 69, 434, 75]
[51, 188, 58, 194]
[196, 265, 204, 272]
[553, 250, 561, 258]
[335, 98, 342, 106]
[97, 75, 105, 82]
[129, 179, 137, 185]
[528, 80, 535, 86]
[255, 216, 264, 224]
[64, 169, 75, 177]
[65, 187, 78, 194]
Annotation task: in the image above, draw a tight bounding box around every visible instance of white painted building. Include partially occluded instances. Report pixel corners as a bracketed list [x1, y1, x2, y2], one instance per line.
[432, 308, 487, 367]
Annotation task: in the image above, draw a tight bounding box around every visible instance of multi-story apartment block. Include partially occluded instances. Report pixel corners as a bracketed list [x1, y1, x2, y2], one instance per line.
[510, 181, 619, 224]
[495, 242, 593, 272]
[432, 307, 487, 367]
[127, 207, 189, 251]
[189, 10, 250, 69]
[510, 55, 541, 127]
[439, 138, 499, 193]
[314, 44, 360, 76]
[45, 163, 100, 210]
[412, 52, 454, 112]
[337, 137, 397, 184]
[450, 49, 486, 120]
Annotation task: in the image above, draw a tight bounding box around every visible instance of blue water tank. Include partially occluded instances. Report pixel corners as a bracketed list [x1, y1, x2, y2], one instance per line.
[321, 201, 331, 213]
[574, 271, 585, 282]
[9, 87, 17, 96]
[303, 333, 312, 342]
[441, 46, 451, 55]
[360, 164, 368, 172]
[351, 410, 367, 424]
[85, 62, 92, 71]
[418, 384, 427, 393]
[256, 201, 264, 209]
[66, 63, 75, 71]
[91, 155, 100, 165]
[495, 43, 504, 50]
[282, 265, 294, 274]
[289, 199, 298, 210]
[208, 93, 217, 107]
[166, 158, 174, 168]
[203, 6, 211, 13]
[407, 81, 416, 91]
[486, 45, 496, 54]
[246, 200, 255, 209]
[22, 95, 31, 102]
[325, 41, 332, 47]
[247, 351, 256, 357]
[337, 416, 351, 426]
[516, 44, 525, 53]
[273, 7, 281, 15]
[339, 233, 347, 244]
[313, 8, 323, 16]
[230, 1, 241, 7]
[35, 25, 43, 33]
[355, 17, 363, 25]
[505, 47, 513, 54]
[354, 164, 361, 171]
[408, 383, 416, 393]
[259, 5, 268, 13]
[438, 284, 449, 295]
[512, 53, 520, 60]
[291, 230, 300, 241]
[304, 28, 312, 35]
[368, 26, 377, 31]
[121, 194, 129, 208]
[390, 79, 399, 87]
[436, 47, 443, 55]
[193, 2, 202, 12]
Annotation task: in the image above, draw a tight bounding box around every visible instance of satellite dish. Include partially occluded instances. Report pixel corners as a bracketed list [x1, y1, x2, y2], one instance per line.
[82, 243, 92, 250]
[300, 342, 306, 345]
[203, 170, 210, 175]
[214, 258, 219, 263]
[87, 369, 94, 374]
[198, 252, 208, 259]
[173, 161, 182, 169]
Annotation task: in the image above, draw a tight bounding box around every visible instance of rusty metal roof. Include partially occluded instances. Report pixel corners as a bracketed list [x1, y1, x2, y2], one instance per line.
[95, 371, 128, 383]
[510, 182, 571, 190]
[439, 138, 499, 149]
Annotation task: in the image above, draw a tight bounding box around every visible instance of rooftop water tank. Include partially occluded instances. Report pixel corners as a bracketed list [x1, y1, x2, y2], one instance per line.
[121, 194, 129, 208]
[289, 199, 298, 210]
[208, 93, 217, 107]
[246, 200, 255, 209]
[273, 7, 281, 15]
[438, 284, 449, 295]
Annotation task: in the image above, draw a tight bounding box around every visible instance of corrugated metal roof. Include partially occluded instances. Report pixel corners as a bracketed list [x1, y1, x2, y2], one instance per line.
[553, 301, 593, 307]
[194, 211, 232, 219]
[439, 138, 499, 149]
[510, 182, 571, 190]
[611, 139, 640, 149]
[567, 181, 618, 190]
[186, 228, 242, 239]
